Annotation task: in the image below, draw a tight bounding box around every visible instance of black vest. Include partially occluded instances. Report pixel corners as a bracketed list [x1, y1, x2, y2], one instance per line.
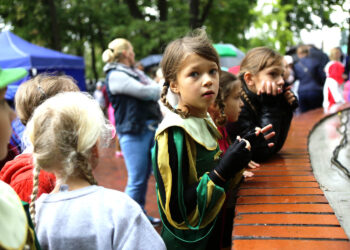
[106, 68, 161, 134]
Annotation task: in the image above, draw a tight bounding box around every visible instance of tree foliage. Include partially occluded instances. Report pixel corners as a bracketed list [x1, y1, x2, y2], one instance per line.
[280, 0, 348, 32]
[0, 0, 347, 80]
[247, 0, 348, 54]
[248, 0, 295, 54]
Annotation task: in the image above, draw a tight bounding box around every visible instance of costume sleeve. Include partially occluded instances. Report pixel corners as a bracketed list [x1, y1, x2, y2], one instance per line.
[108, 71, 161, 101]
[258, 93, 294, 154]
[227, 93, 294, 162]
[152, 127, 225, 230]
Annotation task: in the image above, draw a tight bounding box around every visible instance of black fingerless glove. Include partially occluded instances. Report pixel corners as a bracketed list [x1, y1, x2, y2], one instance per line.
[258, 93, 282, 106]
[243, 131, 265, 148]
[212, 139, 251, 181]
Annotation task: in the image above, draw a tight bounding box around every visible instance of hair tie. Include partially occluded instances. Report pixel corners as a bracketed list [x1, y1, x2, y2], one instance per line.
[37, 85, 47, 99]
[163, 81, 170, 87]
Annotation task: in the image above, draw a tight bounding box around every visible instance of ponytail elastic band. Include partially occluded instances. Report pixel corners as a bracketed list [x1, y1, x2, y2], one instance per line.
[163, 81, 170, 87]
[37, 85, 47, 99]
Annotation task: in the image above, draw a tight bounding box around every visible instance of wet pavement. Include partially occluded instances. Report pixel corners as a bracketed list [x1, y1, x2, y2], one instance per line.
[309, 108, 350, 239]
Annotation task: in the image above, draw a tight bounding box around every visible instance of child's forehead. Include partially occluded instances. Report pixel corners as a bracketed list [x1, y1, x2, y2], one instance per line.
[264, 64, 284, 72]
[180, 52, 217, 68]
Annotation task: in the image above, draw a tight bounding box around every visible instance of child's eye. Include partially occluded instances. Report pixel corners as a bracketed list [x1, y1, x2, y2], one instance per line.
[189, 72, 199, 77]
[209, 69, 218, 75]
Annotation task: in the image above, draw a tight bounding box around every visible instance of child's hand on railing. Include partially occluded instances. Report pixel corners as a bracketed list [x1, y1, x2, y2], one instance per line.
[243, 124, 275, 148]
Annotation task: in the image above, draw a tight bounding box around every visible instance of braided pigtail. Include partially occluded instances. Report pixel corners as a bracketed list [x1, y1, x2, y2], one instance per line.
[29, 163, 41, 227]
[160, 83, 174, 112]
[215, 97, 227, 126]
[240, 87, 256, 114]
[66, 151, 98, 185]
[161, 82, 190, 118]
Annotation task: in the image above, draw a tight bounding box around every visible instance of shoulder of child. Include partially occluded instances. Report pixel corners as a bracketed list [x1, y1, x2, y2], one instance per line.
[156, 111, 219, 150]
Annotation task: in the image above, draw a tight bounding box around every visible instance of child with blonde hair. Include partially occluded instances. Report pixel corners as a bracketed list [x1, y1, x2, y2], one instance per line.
[0, 74, 80, 202]
[152, 29, 256, 249]
[227, 47, 298, 162]
[27, 92, 165, 250]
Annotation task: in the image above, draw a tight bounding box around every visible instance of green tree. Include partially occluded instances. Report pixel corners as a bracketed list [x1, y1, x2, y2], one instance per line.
[205, 0, 257, 48]
[2, 0, 347, 81]
[248, 0, 294, 54]
[280, 0, 347, 32]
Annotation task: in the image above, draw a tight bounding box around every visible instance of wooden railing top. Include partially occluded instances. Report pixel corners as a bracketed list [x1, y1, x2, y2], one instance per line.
[232, 104, 350, 250]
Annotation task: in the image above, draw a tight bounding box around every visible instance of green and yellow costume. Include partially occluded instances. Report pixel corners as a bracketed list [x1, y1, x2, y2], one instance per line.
[152, 112, 227, 249]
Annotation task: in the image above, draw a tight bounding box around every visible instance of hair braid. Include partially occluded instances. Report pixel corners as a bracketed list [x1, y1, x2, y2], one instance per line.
[161, 84, 190, 118]
[215, 97, 227, 126]
[67, 151, 98, 185]
[80, 165, 98, 185]
[30, 164, 41, 227]
[240, 88, 257, 114]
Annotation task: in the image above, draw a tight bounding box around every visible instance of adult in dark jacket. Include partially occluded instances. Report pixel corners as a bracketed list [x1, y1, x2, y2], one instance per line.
[294, 45, 327, 113]
[226, 47, 298, 162]
[102, 38, 162, 225]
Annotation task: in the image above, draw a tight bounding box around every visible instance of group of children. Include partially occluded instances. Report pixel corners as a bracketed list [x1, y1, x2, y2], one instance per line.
[0, 28, 298, 250]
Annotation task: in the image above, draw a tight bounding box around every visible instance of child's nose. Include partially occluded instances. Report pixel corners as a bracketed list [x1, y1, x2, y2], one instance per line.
[202, 74, 213, 86]
[239, 98, 244, 107]
[277, 76, 285, 86]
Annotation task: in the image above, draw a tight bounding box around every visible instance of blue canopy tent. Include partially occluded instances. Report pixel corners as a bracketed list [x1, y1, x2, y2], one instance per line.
[0, 31, 86, 96]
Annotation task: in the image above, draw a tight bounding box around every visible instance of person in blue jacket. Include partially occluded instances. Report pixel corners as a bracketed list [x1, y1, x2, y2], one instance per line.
[293, 45, 327, 113]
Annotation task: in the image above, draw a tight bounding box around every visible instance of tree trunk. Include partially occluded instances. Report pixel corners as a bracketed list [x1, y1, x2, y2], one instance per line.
[45, 0, 61, 50]
[158, 0, 167, 21]
[157, 0, 168, 21]
[189, 0, 199, 29]
[89, 23, 99, 83]
[199, 0, 213, 26]
[125, 0, 144, 19]
[96, 23, 106, 51]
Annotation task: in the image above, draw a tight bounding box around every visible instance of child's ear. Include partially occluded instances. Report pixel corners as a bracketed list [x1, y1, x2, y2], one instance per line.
[121, 50, 127, 58]
[243, 72, 255, 87]
[170, 81, 179, 94]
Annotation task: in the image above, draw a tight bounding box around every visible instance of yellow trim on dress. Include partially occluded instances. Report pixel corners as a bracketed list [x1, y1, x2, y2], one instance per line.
[155, 110, 221, 150]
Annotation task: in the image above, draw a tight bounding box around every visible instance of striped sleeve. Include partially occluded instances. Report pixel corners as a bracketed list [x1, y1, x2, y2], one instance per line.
[152, 126, 226, 230]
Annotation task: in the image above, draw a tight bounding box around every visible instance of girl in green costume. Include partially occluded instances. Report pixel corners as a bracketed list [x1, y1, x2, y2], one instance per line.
[152, 29, 253, 249]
